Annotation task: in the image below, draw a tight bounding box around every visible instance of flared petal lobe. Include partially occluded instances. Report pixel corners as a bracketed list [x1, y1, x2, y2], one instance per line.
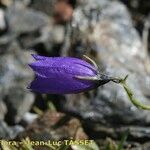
[28, 55, 99, 94]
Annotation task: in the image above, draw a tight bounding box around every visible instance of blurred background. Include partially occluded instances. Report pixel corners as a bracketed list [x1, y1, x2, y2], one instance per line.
[0, 0, 150, 149]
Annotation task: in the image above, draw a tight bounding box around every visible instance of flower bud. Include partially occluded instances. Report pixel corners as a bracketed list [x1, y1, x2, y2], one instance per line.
[28, 54, 112, 94]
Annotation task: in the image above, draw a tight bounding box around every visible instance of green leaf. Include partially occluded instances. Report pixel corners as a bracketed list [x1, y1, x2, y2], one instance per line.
[117, 130, 129, 150]
[47, 101, 57, 112]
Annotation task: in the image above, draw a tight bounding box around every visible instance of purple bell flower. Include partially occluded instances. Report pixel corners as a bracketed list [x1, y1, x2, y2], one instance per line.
[28, 54, 150, 110]
[28, 54, 112, 94]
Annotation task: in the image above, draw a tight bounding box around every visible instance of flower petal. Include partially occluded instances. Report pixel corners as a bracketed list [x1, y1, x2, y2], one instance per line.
[31, 54, 49, 60]
[29, 57, 97, 78]
[28, 75, 96, 94]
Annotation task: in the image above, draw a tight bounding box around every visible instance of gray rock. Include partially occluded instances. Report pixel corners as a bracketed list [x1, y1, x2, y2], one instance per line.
[60, 0, 150, 133]
[143, 142, 150, 150]
[22, 112, 38, 124]
[72, 0, 112, 32]
[0, 9, 6, 32]
[5, 1, 65, 53]
[51, 25, 65, 44]
[5, 86, 34, 124]
[15, 0, 31, 6]
[0, 100, 7, 120]
[0, 33, 17, 54]
[118, 126, 150, 139]
[0, 121, 24, 139]
[6, 2, 50, 34]
[19, 24, 65, 52]
[0, 41, 35, 124]
[30, 0, 56, 16]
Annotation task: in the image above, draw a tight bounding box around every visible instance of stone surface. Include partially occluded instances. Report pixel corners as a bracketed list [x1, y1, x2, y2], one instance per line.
[19, 24, 65, 54]
[22, 112, 38, 125]
[6, 2, 50, 34]
[0, 9, 6, 32]
[0, 41, 35, 124]
[0, 121, 24, 139]
[0, 100, 7, 120]
[30, 0, 56, 16]
[4, 86, 34, 124]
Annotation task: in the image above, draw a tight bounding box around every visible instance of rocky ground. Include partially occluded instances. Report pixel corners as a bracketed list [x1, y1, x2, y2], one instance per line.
[0, 0, 149, 150]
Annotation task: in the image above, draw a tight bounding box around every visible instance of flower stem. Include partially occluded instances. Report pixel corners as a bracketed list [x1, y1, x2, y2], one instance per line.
[118, 75, 150, 110]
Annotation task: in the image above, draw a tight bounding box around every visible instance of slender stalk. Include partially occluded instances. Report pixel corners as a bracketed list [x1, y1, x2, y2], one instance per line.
[117, 75, 150, 110]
